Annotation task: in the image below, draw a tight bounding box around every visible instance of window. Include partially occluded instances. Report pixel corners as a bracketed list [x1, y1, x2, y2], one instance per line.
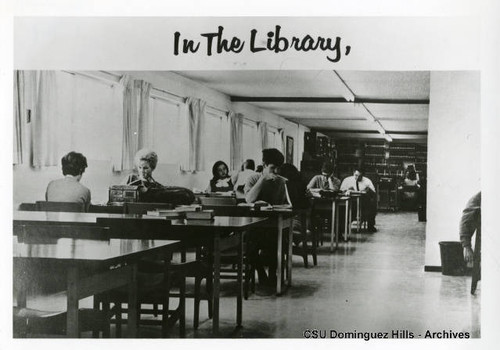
[204, 113, 230, 170]
[150, 97, 187, 165]
[242, 123, 261, 167]
[55, 71, 123, 162]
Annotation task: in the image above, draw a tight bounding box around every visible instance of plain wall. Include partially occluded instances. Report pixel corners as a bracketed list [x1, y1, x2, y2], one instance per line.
[13, 71, 309, 206]
[425, 71, 480, 267]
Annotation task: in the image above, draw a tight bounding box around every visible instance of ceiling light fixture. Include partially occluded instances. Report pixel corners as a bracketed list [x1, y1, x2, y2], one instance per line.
[332, 71, 355, 102]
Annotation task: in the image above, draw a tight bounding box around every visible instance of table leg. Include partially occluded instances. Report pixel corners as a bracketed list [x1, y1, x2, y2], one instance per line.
[356, 197, 361, 232]
[237, 231, 243, 326]
[344, 200, 350, 241]
[287, 218, 293, 286]
[212, 233, 221, 335]
[127, 264, 138, 338]
[331, 201, 336, 252]
[276, 215, 283, 295]
[66, 267, 79, 338]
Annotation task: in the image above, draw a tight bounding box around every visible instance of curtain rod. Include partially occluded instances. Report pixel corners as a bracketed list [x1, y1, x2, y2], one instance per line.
[65, 70, 299, 132]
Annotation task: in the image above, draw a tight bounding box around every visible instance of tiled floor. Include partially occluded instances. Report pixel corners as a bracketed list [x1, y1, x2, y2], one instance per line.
[20, 211, 481, 338]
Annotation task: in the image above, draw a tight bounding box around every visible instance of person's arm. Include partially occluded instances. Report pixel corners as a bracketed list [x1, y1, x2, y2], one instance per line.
[340, 178, 351, 191]
[366, 178, 376, 193]
[206, 182, 212, 193]
[245, 174, 267, 203]
[306, 176, 318, 190]
[330, 176, 341, 191]
[459, 193, 481, 263]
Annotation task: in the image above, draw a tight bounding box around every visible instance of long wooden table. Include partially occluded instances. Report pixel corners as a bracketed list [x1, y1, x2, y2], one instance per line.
[13, 211, 268, 335]
[13, 235, 181, 338]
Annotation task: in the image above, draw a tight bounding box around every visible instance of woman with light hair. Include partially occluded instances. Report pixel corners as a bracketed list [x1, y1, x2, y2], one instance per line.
[124, 149, 163, 193]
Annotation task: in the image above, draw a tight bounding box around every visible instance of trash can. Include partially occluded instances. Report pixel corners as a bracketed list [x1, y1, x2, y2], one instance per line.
[439, 241, 465, 276]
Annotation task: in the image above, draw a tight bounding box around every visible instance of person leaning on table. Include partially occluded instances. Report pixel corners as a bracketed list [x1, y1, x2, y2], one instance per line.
[244, 148, 288, 286]
[340, 168, 377, 232]
[45, 151, 91, 211]
[307, 161, 341, 191]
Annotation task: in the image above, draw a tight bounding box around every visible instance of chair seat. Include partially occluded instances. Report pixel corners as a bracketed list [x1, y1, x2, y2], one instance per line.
[14, 307, 108, 337]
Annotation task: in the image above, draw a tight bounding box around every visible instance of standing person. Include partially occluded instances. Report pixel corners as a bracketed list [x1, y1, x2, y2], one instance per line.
[46, 151, 91, 211]
[340, 168, 377, 232]
[307, 161, 341, 191]
[206, 160, 233, 193]
[459, 192, 481, 293]
[232, 159, 256, 192]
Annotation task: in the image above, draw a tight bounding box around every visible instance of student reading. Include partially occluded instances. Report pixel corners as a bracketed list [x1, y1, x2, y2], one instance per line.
[45, 151, 91, 211]
[307, 161, 341, 191]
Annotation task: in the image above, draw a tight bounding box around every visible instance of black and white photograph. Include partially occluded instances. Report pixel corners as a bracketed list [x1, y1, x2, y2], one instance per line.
[2, 2, 499, 349]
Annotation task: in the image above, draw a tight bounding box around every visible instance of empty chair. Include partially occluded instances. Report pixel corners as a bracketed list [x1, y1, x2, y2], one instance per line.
[18, 203, 37, 211]
[124, 202, 174, 215]
[199, 196, 237, 206]
[36, 201, 86, 213]
[96, 217, 213, 330]
[88, 204, 125, 214]
[13, 307, 110, 338]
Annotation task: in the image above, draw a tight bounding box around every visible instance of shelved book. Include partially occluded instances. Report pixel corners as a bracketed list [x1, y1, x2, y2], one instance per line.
[185, 210, 215, 220]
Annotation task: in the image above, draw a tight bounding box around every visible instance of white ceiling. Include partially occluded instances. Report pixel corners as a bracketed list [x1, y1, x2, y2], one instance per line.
[175, 70, 430, 143]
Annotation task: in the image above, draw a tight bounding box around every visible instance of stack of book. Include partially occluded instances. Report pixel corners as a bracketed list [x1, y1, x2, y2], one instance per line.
[185, 210, 215, 220]
[145, 209, 184, 219]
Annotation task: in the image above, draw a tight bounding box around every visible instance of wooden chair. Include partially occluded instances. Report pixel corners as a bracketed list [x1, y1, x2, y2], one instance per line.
[88, 204, 125, 214]
[18, 203, 37, 211]
[36, 201, 86, 213]
[124, 202, 174, 215]
[96, 217, 213, 330]
[199, 196, 238, 206]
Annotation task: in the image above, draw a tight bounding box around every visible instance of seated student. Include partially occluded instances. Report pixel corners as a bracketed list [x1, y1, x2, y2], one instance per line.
[46, 151, 91, 211]
[206, 160, 233, 193]
[124, 149, 164, 191]
[231, 159, 256, 192]
[340, 168, 377, 232]
[124, 149, 194, 204]
[245, 149, 287, 204]
[244, 149, 287, 286]
[307, 161, 341, 192]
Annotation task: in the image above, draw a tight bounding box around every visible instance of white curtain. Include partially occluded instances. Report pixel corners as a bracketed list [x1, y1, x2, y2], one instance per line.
[13, 71, 24, 165]
[229, 111, 243, 171]
[136, 80, 152, 150]
[187, 97, 207, 171]
[118, 75, 152, 171]
[278, 129, 285, 155]
[31, 71, 58, 167]
[257, 121, 268, 151]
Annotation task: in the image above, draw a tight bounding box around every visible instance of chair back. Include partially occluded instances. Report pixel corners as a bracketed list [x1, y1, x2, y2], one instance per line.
[199, 196, 238, 206]
[124, 202, 174, 214]
[18, 203, 37, 211]
[36, 201, 85, 213]
[88, 204, 125, 214]
[15, 225, 109, 242]
[96, 217, 172, 239]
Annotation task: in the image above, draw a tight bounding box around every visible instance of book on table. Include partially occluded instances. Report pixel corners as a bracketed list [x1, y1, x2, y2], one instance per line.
[146, 210, 185, 218]
[185, 210, 215, 220]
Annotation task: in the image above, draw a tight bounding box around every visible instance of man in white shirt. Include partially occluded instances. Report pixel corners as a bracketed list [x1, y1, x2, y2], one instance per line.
[341, 168, 377, 232]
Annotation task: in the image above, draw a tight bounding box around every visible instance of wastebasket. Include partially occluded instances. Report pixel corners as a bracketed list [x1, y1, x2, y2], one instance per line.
[439, 241, 465, 276]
